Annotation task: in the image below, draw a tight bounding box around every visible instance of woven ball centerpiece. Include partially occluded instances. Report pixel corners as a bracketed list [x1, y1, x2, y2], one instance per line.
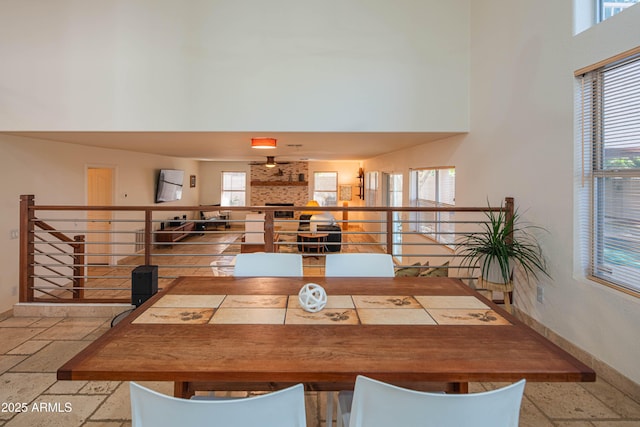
[298, 283, 328, 313]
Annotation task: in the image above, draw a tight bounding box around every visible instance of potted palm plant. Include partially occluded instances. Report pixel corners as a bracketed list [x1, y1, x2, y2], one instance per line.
[457, 201, 549, 285]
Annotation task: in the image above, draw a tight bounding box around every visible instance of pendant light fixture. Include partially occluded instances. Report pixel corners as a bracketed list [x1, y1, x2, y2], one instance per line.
[265, 156, 277, 168]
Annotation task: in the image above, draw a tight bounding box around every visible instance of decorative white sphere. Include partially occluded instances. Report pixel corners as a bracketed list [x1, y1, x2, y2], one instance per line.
[298, 283, 328, 313]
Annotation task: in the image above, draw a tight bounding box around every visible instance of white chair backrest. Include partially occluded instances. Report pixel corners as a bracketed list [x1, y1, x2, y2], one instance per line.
[348, 376, 525, 427]
[244, 213, 265, 244]
[130, 382, 306, 427]
[234, 253, 303, 277]
[325, 253, 394, 277]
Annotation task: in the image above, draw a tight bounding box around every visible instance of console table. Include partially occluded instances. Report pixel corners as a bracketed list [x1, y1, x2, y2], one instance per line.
[156, 221, 195, 244]
[298, 232, 329, 254]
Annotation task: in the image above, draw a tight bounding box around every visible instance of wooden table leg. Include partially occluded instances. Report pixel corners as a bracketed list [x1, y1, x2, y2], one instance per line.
[503, 291, 512, 313]
[326, 391, 334, 427]
[174, 381, 194, 398]
[450, 382, 469, 394]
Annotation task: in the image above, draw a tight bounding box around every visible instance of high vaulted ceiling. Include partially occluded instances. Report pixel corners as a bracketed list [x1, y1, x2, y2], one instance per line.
[4, 131, 460, 162]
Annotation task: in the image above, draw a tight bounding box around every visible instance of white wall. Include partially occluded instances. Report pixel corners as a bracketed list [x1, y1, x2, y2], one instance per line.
[0, 135, 199, 313]
[364, 2, 640, 385]
[0, 0, 469, 133]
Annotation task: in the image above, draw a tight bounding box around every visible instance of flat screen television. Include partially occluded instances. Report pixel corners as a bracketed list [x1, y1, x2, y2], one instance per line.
[155, 169, 184, 203]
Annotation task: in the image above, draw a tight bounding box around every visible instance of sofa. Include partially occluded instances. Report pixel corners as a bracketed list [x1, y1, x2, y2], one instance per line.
[199, 205, 227, 230]
[297, 213, 342, 252]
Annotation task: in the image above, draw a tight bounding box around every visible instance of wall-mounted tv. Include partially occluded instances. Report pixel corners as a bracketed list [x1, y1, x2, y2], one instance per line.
[155, 169, 184, 203]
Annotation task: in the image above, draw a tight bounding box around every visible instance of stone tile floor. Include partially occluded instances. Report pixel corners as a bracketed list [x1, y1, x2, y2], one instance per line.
[1, 314, 639, 427]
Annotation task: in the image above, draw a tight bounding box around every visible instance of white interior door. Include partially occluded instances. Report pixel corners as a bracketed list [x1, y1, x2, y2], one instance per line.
[87, 167, 114, 265]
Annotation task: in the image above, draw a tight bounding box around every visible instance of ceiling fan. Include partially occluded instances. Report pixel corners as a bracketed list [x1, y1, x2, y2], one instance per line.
[249, 156, 291, 168]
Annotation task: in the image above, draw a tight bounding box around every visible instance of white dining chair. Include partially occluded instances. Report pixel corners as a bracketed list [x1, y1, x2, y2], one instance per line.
[242, 213, 266, 252]
[325, 253, 395, 277]
[234, 253, 303, 277]
[323, 252, 394, 426]
[340, 375, 525, 427]
[130, 382, 306, 427]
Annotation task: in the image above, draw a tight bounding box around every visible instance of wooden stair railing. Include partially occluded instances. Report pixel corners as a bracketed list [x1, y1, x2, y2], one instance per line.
[20, 195, 86, 302]
[18, 194, 515, 304]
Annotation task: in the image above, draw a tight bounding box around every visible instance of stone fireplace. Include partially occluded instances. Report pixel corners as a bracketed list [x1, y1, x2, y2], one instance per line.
[250, 162, 309, 215]
[265, 203, 295, 218]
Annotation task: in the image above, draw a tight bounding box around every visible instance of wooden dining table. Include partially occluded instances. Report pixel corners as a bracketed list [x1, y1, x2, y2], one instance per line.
[57, 276, 595, 400]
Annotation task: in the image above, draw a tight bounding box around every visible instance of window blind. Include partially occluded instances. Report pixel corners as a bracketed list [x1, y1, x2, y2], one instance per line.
[577, 52, 640, 296]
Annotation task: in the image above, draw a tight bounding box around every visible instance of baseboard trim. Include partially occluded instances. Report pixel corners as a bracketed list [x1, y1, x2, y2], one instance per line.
[0, 308, 13, 321]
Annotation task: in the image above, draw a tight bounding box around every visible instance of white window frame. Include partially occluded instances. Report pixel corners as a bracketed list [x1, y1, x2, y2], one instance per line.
[220, 171, 246, 207]
[597, 0, 639, 22]
[577, 50, 640, 297]
[409, 167, 456, 245]
[313, 171, 338, 206]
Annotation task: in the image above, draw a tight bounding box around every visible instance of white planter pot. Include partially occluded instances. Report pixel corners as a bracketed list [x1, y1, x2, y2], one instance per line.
[479, 256, 514, 284]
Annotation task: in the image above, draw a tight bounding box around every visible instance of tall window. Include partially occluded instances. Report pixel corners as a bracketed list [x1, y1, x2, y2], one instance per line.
[409, 168, 456, 244]
[597, 0, 639, 22]
[386, 173, 403, 207]
[386, 173, 404, 259]
[365, 171, 379, 206]
[313, 172, 338, 206]
[577, 51, 640, 295]
[221, 172, 246, 206]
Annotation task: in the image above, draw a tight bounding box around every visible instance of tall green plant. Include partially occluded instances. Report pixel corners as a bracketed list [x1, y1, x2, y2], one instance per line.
[458, 205, 549, 284]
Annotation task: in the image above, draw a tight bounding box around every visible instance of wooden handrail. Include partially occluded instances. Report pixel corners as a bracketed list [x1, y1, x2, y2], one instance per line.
[264, 210, 276, 253]
[28, 204, 504, 213]
[33, 220, 81, 245]
[20, 195, 87, 302]
[19, 194, 515, 304]
[144, 210, 153, 266]
[386, 210, 394, 255]
[505, 196, 515, 246]
[19, 195, 35, 302]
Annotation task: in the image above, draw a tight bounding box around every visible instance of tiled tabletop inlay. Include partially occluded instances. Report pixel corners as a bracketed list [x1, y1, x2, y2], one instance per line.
[210, 308, 286, 324]
[133, 294, 510, 326]
[352, 295, 421, 309]
[428, 309, 511, 325]
[133, 308, 214, 324]
[415, 295, 490, 309]
[287, 295, 355, 310]
[220, 295, 288, 308]
[152, 295, 225, 308]
[285, 308, 359, 325]
[357, 308, 437, 325]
